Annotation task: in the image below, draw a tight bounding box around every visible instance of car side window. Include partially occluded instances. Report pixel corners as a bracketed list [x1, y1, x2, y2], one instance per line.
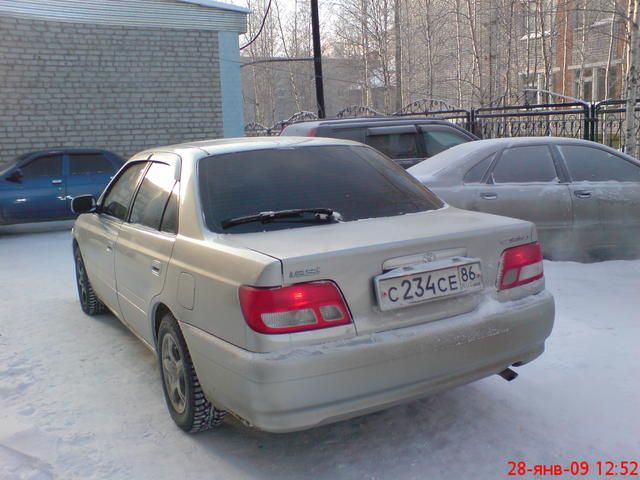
[422, 130, 469, 157]
[21, 154, 63, 178]
[101, 162, 147, 221]
[463, 153, 495, 184]
[69, 153, 114, 175]
[491, 146, 558, 183]
[558, 145, 640, 182]
[160, 183, 179, 234]
[366, 133, 420, 159]
[129, 162, 176, 230]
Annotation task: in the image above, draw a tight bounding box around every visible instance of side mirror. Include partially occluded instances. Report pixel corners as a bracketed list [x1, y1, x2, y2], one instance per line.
[71, 194, 97, 214]
[6, 169, 23, 183]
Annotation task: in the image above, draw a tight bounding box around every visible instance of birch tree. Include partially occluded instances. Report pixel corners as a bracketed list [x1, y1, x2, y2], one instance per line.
[625, 0, 640, 156]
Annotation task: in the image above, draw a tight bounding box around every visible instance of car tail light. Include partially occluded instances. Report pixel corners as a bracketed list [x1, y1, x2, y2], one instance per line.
[238, 281, 352, 334]
[307, 127, 318, 137]
[497, 242, 544, 290]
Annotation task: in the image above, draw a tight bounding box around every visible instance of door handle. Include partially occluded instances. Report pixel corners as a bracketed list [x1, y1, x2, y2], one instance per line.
[51, 179, 63, 185]
[574, 190, 592, 199]
[151, 260, 162, 276]
[106, 241, 113, 253]
[480, 192, 498, 200]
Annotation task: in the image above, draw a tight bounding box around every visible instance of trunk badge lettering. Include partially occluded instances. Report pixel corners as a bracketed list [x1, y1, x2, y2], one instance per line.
[500, 235, 530, 245]
[289, 267, 320, 278]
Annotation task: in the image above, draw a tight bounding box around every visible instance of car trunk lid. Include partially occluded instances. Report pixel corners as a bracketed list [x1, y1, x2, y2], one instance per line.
[217, 207, 535, 335]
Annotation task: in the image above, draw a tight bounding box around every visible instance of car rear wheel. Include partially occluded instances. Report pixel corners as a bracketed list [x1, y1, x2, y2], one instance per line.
[74, 245, 106, 315]
[157, 313, 226, 433]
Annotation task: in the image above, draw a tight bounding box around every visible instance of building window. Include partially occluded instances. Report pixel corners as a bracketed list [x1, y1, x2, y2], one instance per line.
[573, 69, 593, 101]
[521, 73, 547, 104]
[573, 67, 618, 102]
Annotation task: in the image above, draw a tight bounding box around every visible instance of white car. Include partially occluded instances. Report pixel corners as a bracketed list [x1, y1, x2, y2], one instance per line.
[71, 137, 555, 433]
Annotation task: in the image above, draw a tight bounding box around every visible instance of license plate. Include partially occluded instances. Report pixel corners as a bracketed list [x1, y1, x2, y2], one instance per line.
[375, 259, 483, 311]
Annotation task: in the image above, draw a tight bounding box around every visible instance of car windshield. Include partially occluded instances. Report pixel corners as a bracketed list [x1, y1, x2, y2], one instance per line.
[198, 144, 443, 234]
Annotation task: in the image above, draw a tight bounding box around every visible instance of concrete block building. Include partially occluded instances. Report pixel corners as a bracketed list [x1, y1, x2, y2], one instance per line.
[0, 0, 248, 167]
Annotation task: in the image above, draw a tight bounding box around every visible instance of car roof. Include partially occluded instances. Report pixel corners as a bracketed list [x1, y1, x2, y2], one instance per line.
[12, 148, 121, 167]
[424, 136, 624, 160]
[138, 136, 367, 159]
[441, 136, 635, 160]
[284, 117, 464, 129]
[25, 147, 116, 155]
[462, 136, 596, 147]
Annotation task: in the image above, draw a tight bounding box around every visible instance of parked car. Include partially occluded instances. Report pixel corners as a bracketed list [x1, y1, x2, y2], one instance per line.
[71, 137, 554, 433]
[0, 148, 124, 225]
[280, 117, 477, 168]
[408, 137, 640, 261]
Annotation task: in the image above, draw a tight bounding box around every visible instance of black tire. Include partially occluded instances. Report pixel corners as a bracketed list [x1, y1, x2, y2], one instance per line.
[157, 313, 226, 433]
[74, 244, 106, 316]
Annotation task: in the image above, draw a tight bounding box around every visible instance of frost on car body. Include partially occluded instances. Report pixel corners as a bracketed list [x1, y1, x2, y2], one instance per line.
[409, 137, 640, 261]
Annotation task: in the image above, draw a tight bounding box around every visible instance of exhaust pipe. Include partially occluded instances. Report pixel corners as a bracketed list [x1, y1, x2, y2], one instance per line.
[498, 368, 518, 382]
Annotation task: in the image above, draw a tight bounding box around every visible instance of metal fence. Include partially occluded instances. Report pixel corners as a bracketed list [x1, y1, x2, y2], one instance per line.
[245, 99, 640, 152]
[593, 100, 640, 150]
[472, 102, 592, 141]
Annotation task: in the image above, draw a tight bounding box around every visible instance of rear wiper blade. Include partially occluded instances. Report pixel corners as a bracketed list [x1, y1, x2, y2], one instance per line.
[221, 208, 342, 230]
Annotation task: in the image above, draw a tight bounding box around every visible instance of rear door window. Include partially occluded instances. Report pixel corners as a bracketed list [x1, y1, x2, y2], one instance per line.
[422, 130, 470, 157]
[198, 145, 443, 233]
[69, 153, 114, 175]
[21, 154, 63, 178]
[491, 146, 558, 183]
[129, 163, 176, 230]
[558, 145, 640, 182]
[366, 133, 420, 159]
[101, 162, 147, 221]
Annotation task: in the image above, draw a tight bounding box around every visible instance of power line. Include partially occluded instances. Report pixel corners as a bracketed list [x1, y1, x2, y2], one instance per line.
[241, 57, 314, 67]
[240, 0, 273, 51]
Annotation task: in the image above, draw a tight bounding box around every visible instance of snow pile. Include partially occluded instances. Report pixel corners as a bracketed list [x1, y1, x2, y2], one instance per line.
[1, 230, 639, 479]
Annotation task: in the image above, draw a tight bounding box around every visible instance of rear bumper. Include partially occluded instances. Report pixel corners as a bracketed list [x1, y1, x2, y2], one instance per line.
[181, 290, 554, 433]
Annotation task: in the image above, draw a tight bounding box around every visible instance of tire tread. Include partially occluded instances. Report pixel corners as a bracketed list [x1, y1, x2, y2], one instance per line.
[74, 245, 106, 316]
[158, 315, 226, 433]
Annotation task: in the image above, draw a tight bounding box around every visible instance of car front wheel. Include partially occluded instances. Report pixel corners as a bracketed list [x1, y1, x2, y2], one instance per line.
[157, 313, 226, 433]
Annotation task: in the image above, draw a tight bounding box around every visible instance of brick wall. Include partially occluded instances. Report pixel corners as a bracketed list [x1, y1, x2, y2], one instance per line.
[0, 15, 224, 168]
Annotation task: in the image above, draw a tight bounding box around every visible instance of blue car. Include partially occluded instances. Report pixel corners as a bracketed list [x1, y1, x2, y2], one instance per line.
[0, 148, 124, 225]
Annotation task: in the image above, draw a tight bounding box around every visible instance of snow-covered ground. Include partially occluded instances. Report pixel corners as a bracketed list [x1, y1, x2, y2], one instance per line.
[1, 229, 639, 480]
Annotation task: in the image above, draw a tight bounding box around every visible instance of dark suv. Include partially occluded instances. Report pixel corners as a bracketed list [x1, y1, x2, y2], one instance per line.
[280, 118, 478, 168]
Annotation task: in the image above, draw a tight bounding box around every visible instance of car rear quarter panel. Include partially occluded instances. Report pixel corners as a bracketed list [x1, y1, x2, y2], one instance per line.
[162, 236, 283, 349]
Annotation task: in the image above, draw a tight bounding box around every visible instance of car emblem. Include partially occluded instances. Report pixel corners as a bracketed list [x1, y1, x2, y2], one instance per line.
[422, 252, 436, 263]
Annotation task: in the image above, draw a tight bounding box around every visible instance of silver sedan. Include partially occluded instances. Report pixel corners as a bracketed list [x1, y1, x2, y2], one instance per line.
[409, 137, 640, 261]
[71, 137, 554, 433]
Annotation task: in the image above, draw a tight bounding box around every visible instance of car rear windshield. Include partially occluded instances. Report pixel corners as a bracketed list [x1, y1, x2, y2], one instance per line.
[198, 145, 444, 233]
